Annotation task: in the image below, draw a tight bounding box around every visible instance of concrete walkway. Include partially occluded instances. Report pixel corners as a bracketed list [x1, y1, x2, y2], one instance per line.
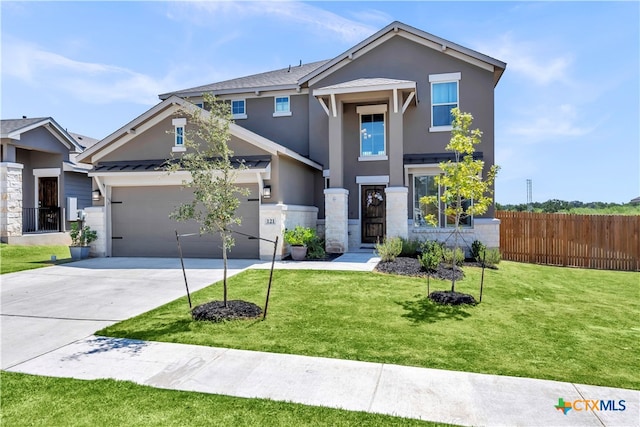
[7, 336, 639, 426]
[2, 255, 638, 426]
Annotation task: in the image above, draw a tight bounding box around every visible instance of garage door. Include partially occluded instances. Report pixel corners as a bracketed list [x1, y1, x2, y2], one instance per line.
[111, 185, 259, 258]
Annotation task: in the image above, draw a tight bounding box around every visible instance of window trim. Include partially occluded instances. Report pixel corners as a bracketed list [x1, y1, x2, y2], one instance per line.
[273, 96, 292, 117]
[429, 72, 461, 132]
[357, 104, 387, 160]
[231, 99, 247, 120]
[172, 118, 187, 153]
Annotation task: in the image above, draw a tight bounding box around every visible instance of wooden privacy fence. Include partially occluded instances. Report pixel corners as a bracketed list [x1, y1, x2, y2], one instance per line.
[496, 211, 640, 271]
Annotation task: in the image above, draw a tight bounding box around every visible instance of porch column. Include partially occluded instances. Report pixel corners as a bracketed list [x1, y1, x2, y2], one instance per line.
[328, 99, 344, 188]
[385, 186, 408, 239]
[324, 188, 349, 253]
[0, 162, 24, 242]
[388, 93, 404, 186]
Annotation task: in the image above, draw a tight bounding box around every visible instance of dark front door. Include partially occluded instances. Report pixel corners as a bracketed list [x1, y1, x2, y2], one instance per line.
[361, 185, 386, 244]
[39, 177, 58, 208]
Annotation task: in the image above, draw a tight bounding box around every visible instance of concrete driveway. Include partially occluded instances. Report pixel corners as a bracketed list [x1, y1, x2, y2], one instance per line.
[1, 257, 256, 369]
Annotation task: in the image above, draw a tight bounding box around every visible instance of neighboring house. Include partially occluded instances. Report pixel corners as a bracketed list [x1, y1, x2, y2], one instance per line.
[77, 21, 506, 260]
[0, 117, 94, 244]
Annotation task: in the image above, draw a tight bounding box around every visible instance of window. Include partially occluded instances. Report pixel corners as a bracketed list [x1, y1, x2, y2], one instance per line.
[357, 104, 387, 160]
[273, 96, 291, 117]
[172, 118, 186, 152]
[413, 175, 473, 228]
[231, 99, 247, 119]
[414, 175, 440, 227]
[429, 72, 461, 131]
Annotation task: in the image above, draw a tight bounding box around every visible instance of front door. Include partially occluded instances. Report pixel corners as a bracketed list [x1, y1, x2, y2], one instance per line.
[39, 177, 58, 208]
[361, 185, 386, 244]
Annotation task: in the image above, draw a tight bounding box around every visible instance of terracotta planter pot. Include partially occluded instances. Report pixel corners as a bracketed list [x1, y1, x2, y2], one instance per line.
[290, 245, 307, 261]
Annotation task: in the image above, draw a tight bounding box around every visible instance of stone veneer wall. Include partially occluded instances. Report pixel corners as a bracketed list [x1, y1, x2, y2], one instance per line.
[1, 162, 24, 242]
[259, 204, 318, 260]
[409, 217, 501, 256]
[84, 206, 107, 257]
[324, 188, 349, 253]
[385, 187, 408, 240]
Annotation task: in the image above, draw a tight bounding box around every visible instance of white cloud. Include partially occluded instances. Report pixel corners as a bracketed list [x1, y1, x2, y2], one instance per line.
[476, 33, 573, 86]
[506, 104, 597, 142]
[2, 39, 173, 105]
[169, 1, 378, 44]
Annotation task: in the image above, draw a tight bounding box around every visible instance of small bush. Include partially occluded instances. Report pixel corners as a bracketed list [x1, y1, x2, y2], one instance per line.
[418, 240, 444, 271]
[471, 240, 486, 262]
[284, 226, 315, 246]
[306, 236, 326, 259]
[375, 237, 402, 262]
[443, 247, 465, 267]
[484, 248, 502, 267]
[399, 237, 421, 257]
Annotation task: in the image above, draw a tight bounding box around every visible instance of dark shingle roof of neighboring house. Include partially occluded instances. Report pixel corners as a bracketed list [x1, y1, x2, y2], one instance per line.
[159, 60, 330, 100]
[0, 117, 50, 136]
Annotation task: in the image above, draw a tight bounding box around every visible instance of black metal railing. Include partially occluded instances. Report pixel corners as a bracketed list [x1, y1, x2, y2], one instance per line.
[23, 207, 62, 233]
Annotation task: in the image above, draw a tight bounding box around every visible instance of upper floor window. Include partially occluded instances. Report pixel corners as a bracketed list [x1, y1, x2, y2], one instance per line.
[429, 72, 460, 131]
[357, 104, 387, 161]
[231, 99, 247, 119]
[172, 118, 186, 152]
[273, 96, 291, 117]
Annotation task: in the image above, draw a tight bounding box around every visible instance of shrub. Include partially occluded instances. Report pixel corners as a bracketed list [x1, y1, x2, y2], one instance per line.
[484, 248, 502, 267]
[70, 222, 98, 247]
[283, 226, 315, 246]
[399, 237, 421, 257]
[375, 237, 402, 262]
[471, 240, 486, 262]
[419, 241, 443, 272]
[306, 236, 326, 259]
[443, 247, 465, 267]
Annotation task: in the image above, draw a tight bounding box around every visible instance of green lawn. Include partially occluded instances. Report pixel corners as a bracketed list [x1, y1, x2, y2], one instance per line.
[99, 261, 640, 390]
[0, 244, 71, 274]
[0, 372, 443, 426]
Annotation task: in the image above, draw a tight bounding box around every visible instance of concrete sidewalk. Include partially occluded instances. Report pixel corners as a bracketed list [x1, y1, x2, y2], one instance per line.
[7, 336, 638, 427]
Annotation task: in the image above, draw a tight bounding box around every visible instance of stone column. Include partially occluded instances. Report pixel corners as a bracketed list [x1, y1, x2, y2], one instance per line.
[385, 186, 408, 239]
[1, 162, 24, 242]
[84, 206, 106, 257]
[324, 188, 349, 253]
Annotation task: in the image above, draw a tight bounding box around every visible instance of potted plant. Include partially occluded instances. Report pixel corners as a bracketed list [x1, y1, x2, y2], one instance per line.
[69, 221, 98, 260]
[283, 225, 315, 261]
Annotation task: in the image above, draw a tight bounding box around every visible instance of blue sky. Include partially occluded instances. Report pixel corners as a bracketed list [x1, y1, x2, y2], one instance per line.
[1, 1, 638, 204]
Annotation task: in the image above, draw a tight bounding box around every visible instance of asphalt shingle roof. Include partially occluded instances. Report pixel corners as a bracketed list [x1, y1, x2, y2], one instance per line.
[160, 60, 329, 99]
[0, 117, 49, 136]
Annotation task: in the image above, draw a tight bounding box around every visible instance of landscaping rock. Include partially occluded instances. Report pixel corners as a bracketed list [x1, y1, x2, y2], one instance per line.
[191, 300, 262, 322]
[428, 291, 477, 306]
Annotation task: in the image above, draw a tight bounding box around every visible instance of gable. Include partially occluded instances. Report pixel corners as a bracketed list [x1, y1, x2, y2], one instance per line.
[303, 21, 505, 88]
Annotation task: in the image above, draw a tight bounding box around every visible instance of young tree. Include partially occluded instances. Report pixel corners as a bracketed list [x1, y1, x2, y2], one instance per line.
[166, 94, 248, 307]
[420, 108, 499, 292]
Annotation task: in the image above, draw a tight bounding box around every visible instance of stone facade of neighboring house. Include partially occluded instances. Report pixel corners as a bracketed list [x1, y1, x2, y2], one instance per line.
[0, 117, 96, 245]
[78, 21, 506, 260]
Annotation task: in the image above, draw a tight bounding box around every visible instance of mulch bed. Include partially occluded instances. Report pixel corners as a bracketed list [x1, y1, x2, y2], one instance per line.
[191, 300, 262, 322]
[374, 257, 465, 282]
[428, 290, 477, 306]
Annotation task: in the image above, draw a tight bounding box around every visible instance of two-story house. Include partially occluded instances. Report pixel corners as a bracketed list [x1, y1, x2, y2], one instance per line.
[78, 21, 506, 260]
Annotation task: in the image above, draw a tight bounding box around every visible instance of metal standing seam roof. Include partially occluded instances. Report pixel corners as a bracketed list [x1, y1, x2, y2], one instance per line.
[92, 156, 271, 173]
[159, 60, 330, 99]
[315, 78, 416, 91]
[404, 153, 484, 164]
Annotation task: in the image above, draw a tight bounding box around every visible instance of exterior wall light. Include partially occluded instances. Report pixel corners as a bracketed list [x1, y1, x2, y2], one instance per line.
[263, 185, 271, 199]
[92, 190, 101, 201]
